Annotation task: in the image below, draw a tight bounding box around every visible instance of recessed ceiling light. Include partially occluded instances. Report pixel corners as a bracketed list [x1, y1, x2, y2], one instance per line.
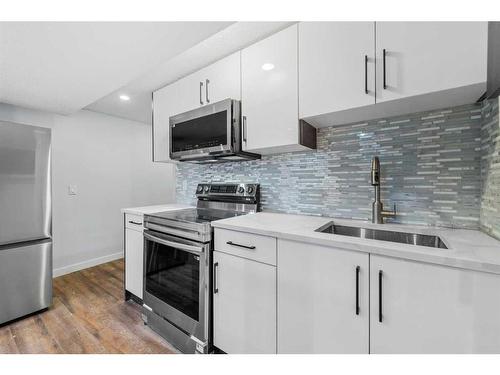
[119, 94, 130, 101]
[261, 63, 275, 71]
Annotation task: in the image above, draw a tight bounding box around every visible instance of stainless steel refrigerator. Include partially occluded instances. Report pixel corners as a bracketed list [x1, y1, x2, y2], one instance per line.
[0, 120, 52, 325]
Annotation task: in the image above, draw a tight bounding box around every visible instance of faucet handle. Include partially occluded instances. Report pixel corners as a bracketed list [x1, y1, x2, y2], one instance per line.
[382, 203, 397, 219]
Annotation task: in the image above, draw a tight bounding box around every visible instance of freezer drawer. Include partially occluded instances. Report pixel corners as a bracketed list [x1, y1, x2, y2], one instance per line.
[0, 239, 52, 324]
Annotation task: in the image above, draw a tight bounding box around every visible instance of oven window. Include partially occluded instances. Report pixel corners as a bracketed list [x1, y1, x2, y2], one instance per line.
[145, 239, 200, 321]
[171, 110, 227, 152]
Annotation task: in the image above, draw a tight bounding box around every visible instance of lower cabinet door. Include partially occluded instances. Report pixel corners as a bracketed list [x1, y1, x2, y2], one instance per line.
[125, 228, 144, 299]
[370, 255, 500, 353]
[213, 251, 276, 353]
[277, 240, 369, 353]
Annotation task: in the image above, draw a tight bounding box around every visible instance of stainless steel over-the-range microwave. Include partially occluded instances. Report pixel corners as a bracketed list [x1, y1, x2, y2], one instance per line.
[169, 98, 260, 163]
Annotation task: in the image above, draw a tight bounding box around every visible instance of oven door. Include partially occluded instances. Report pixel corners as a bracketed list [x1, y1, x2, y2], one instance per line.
[169, 98, 239, 161]
[143, 230, 210, 342]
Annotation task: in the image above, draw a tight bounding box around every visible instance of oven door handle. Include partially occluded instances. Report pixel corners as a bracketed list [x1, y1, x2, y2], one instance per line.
[144, 232, 204, 255]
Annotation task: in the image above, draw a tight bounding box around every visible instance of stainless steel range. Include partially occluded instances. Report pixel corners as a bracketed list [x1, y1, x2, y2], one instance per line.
[142, 183, 260, 353]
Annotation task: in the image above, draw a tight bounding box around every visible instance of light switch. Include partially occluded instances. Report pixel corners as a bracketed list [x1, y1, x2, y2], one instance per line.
[68, 185, 77, 195]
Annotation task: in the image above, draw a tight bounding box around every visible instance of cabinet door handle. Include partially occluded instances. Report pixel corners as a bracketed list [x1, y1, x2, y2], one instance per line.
[355, 266, 360, 315]
[242, 116, 247, 142]
[364, 55, 368, 95]
[213, 262, 219, 294]
[382, 49, 387, 90]
[128, 220, 142, 226]
[378, 270, 383, 323]
[226, 241, 255, 250]
[205, 79, 210, 103]
[199, 81, 204, 105]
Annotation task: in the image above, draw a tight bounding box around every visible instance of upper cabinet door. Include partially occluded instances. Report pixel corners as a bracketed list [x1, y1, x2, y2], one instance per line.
[241, 24, 300, 153]
[370, 255, 500, 353]
[376, 22, 488, 103]
[198, 52, 241, 104]
[298, 22, 376, 119]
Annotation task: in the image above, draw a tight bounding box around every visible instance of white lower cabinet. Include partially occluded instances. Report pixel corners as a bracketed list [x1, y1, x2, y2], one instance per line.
[213, 250, 276, 354]
[370, 255, 500, 353]
[124, 226, 144, 299]
[277, 239, 369, 353]
[213, 229, 500, 354]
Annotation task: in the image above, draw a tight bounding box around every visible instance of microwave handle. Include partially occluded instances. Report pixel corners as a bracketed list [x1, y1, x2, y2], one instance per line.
[242, 116, 247, 143]
[144, 232, 204, 255]
[199, 81, 204, 105]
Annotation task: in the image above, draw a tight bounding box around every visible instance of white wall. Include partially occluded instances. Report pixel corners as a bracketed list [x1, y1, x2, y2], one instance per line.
[0, 103, 176, 276]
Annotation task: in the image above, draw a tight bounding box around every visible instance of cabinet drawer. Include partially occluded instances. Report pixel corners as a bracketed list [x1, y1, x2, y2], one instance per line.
[214, 228, 276, 265]
[125, 213, 144, 231]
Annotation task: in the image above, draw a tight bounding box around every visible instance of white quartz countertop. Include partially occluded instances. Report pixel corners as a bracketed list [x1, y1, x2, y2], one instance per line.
[121, 203, 192, 215]
[211, 212, 500, 275]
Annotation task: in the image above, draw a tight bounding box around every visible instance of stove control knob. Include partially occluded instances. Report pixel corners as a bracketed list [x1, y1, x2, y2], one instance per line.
[204, 186, 210, 193]
[247, 186, 254, 194]
[238, 186, 245, 194]
[197, 185, 203, 193]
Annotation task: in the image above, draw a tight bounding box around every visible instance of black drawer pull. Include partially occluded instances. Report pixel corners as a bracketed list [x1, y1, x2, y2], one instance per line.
[128, 221, 142, 226]
[226, 241, 256, 250]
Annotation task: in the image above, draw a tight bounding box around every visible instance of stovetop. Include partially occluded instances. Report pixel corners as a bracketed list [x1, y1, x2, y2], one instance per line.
[147, 207, 247, 224]
[144, 183, 259, 243]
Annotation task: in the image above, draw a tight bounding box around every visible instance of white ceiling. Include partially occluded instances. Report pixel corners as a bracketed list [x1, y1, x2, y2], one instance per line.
[0, 22, 232, 115]
[85, 22, 294, 124]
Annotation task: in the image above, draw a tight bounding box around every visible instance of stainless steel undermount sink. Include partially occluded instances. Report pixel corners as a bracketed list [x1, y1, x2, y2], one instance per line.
[315, 222, 448, 249]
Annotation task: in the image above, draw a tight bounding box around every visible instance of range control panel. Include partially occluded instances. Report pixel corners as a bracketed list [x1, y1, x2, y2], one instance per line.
[195, 183, 259, 198]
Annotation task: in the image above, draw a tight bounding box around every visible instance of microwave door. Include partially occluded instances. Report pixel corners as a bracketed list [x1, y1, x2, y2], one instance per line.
[169, 99, 235, 160]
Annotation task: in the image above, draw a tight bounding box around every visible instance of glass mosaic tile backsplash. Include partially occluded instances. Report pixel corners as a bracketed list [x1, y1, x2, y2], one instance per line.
[176, 99, 500, 235]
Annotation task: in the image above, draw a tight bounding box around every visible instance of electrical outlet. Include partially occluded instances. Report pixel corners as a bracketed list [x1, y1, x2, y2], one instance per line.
[68, 185, 77, 195]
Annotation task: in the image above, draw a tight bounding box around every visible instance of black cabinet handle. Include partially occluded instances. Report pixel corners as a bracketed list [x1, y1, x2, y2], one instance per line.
[205, 79, 210, 103]
[364, 55, 368, 95]
[226, 241, 256, 250]
[213, 262, 219, 294]
[128, 220, 142, 226]
[378, 270, 383, 323]
[382, 49, 387, 90]
[242, 116, 247, 143]
[355, 266, 360, 315]
[199, 81, 204, 105]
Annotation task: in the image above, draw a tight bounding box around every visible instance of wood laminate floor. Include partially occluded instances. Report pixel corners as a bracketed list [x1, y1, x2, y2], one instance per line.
[0, 259, 177, 354]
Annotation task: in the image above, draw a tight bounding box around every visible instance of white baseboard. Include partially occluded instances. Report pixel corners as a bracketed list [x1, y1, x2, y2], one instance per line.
[53, 251, 124, 278]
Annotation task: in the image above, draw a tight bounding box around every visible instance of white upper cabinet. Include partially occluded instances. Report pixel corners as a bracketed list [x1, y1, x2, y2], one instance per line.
[370, 255, 500, 354]
[375, 22, 488, 104]
[196, 52, 241, 104]
[241, 24, 315, 154]
[277, 240, 369, 353]
[299, 22, 376, 120]
[152, 52, 241, 162]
